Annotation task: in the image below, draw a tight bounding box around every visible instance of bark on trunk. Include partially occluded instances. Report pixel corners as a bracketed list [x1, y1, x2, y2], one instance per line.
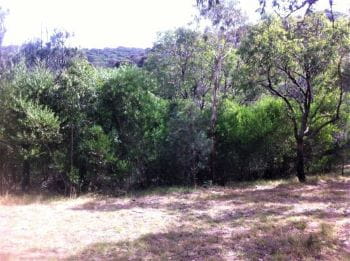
[210, 57, 222, 184]
[70, 125, 74, 175]
[21, 159, 30, 192]
[341, 153, 345, 176]
[296, 140, 306, 183]
[0, 166, 3, 196]
[68, 125, 75, 197]
[210, 139, 217, 183]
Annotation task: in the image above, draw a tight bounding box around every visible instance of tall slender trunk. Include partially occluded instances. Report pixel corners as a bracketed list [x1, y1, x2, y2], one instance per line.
[70, 125, 74, 174]
[191, 148, 198, 188]
[341, 152, 345, 176]
[210, 139, 217, 183]
[210, 57, 222, 184]
[68, 124, 75, 196]
[0, 164, 3, 195]
[21, 159, 30, 192]
[296, 139, 306, 183]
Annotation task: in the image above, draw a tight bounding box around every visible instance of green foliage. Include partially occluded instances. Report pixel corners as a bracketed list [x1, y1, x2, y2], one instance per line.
[99, 66, 167, 188]
[217, 97, 294, 181]
[239, 14, 350, 130]
[78, 125, 120, 189]
[156, 100, 212, 186]
[12, 63, 55, 103]
[50, 60, 100, 181]
[1, 6, 349, 193]
[239, 13, 350, 181]
[84, 47, 146, 68]
[15, 99, 61, 155]
[19, 30, 80, 72]
[1, 64, 61, 160]
[145, 28, 213, 102]
[80, 125, 116, 165]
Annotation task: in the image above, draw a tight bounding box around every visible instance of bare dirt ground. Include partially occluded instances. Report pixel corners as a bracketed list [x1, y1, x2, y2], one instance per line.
[1, 175, 350, 260]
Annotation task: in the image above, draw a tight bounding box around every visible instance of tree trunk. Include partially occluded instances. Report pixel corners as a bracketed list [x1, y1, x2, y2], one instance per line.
[21, 159, 30, 192]
[341, 152, 345, 176]
[0, 165, 3, 196]
[296, 139, 306, 183]
[70, 125, 74, 175]
[210, 138, 217, 183]
[210, 57, 222, 184]
[68, 124, 75, 197]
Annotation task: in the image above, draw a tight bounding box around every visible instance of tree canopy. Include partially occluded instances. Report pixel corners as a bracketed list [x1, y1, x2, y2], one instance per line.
[0, 0, 349, 195]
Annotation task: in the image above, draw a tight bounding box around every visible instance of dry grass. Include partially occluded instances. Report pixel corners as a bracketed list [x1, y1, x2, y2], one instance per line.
[1, 175, 350, 260]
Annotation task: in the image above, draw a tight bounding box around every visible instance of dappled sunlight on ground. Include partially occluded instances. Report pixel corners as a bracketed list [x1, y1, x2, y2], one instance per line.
[1, 176, 350, 260]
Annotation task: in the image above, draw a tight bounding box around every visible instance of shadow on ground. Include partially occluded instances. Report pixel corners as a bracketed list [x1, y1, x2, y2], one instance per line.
[71, 179, 350, 222]
[66, 230, 226, 261]
[66, 220, 350, 261]
[66, 177, 350, 260]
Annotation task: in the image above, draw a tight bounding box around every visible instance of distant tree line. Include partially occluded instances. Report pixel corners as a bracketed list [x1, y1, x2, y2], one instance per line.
[0, 1, 349, 195]
[84, 47, 147, 68]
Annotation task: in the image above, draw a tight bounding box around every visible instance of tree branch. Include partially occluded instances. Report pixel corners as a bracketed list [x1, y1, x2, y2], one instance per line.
[262, 68, 299, 139]
[308, 55, 344, 137]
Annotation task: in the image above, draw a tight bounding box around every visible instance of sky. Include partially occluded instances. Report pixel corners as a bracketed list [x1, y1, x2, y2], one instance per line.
[0, 0, 349, 49]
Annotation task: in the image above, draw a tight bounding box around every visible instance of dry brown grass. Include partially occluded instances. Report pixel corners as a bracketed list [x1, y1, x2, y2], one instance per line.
[1, 175, 350, 260]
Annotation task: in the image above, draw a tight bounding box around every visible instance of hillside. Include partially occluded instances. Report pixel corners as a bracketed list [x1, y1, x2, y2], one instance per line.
[83, 47, 148, 68]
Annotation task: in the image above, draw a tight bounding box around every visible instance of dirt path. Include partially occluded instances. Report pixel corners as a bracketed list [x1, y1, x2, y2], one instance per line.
[1, 176, 350, 260]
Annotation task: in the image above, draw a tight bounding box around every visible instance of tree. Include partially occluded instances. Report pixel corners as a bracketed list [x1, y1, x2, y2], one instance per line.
[78, 124, 118, 192]
[257, 0, 336, 18]
[20, 30, 80, 72]
[199, 1, 246, 182]
[0, 7, 8, 75]
[196, 0, 220, 12]
[99, 66, 167, 189]
[239, 14, 350, 182]
[0, 7, 6, 46]
[145, 28, 206, 101]
[50, 59, 100, 194]
[216, 97, 294, 182]
[156, 100, 212, 186]
[0, 65, 61, 192]
[197, 0, 336, 17]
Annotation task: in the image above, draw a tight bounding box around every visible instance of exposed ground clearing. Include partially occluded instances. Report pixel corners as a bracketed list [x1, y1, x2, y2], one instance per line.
[1, 176, 350, 260]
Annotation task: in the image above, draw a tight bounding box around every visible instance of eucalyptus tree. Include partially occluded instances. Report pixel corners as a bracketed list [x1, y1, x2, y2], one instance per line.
[50, 59, 100, 194]
[145, 30, 217, 185]
[0, 7, 8, 75]
[0, 7, 6, 46]
[20, 31, 80, 73]
[239, 14, 350, 182]
[257, 0, 337, 18]
[199, 1, 247, 182]
[197, 0, 337, 16]
[145, 28, 207, 102]
[0, 7, 6, 59]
